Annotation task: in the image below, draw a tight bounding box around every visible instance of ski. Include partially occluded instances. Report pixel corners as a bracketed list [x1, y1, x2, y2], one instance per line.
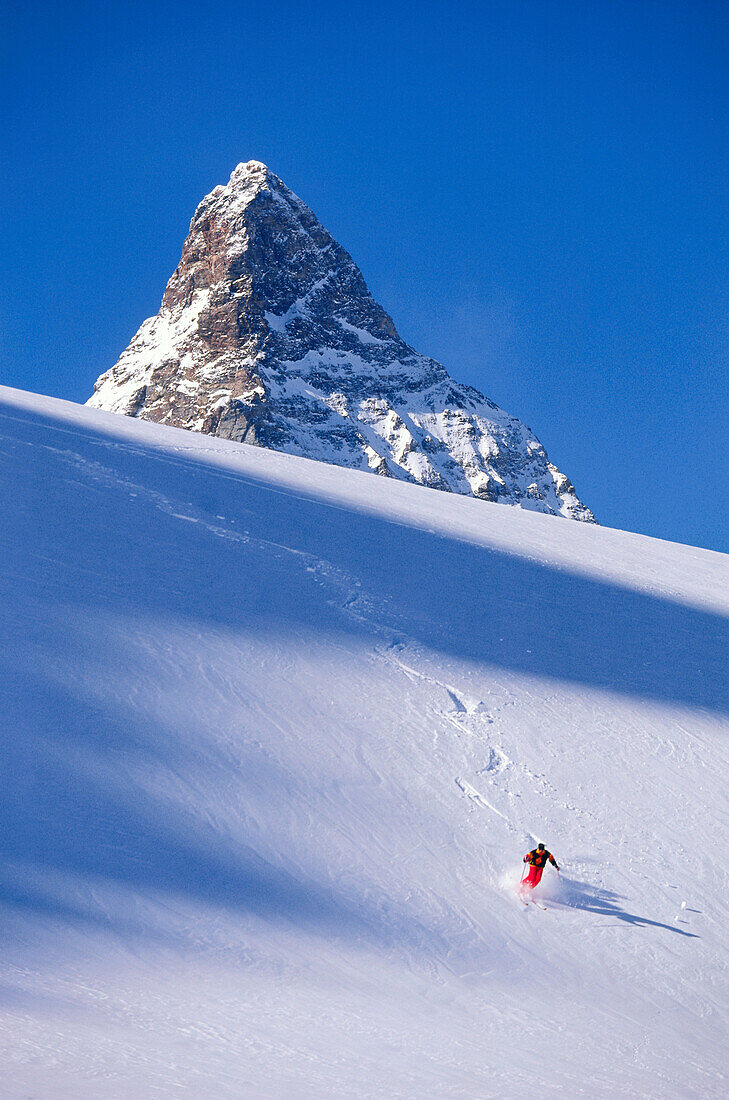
[518, 890, 547, 911]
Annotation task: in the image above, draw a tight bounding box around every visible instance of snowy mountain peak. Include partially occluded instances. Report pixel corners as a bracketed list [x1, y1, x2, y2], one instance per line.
[216, 159, 284, 206]
[88, 162, 595, 521]
[233, 157, 269, 176]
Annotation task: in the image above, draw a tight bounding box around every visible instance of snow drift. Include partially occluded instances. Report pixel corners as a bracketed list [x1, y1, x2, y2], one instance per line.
[1, 384, 727, 1098]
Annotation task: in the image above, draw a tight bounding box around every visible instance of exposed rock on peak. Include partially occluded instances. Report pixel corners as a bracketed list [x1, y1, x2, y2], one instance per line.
[88, 162, 594, 521]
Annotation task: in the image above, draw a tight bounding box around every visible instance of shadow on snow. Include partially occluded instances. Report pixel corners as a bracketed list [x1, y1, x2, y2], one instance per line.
[545, 876, 699, 938]
[0, 401, 723, 957]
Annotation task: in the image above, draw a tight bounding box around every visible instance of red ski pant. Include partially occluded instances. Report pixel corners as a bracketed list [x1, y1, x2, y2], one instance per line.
[522, 864, 543, 889]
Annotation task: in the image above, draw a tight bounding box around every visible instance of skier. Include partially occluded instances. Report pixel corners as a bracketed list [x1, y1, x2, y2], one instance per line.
[521, 843, 559, 891]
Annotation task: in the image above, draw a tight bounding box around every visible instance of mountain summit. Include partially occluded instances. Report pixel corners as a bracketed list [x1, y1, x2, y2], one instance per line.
[88, 160, 594, 520]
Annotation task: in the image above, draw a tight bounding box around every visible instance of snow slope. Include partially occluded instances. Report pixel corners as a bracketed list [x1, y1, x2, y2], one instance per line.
[2, 383, 728, 1098]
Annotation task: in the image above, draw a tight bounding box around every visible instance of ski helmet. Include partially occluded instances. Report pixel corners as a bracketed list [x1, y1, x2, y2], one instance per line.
[537, 843, 545, 850]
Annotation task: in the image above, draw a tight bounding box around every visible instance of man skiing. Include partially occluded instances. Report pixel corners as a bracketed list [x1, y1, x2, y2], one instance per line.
[521, 843, 559, 891]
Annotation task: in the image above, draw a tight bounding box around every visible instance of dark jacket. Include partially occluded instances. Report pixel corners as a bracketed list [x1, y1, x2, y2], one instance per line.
[524, 848, 559, 870]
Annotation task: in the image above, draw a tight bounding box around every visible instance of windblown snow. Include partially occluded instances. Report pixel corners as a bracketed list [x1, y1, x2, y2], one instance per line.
[2, 384, 728, 1098]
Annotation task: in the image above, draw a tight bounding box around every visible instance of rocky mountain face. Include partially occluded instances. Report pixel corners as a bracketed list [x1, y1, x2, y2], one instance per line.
[88, 161, 594, 521]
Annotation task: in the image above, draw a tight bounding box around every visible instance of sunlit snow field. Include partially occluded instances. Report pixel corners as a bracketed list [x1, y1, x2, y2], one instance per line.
[1, 385, 728, 1098]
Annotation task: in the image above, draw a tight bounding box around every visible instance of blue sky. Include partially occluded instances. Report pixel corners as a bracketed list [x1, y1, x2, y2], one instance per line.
[2, 0, 727, 551]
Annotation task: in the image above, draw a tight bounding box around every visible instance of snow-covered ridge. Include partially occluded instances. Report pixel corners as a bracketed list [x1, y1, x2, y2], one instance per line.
[88, 160, 594, 521]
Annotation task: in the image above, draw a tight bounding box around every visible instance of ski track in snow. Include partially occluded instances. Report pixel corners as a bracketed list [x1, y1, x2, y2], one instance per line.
[1, 388, 729, 1098]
